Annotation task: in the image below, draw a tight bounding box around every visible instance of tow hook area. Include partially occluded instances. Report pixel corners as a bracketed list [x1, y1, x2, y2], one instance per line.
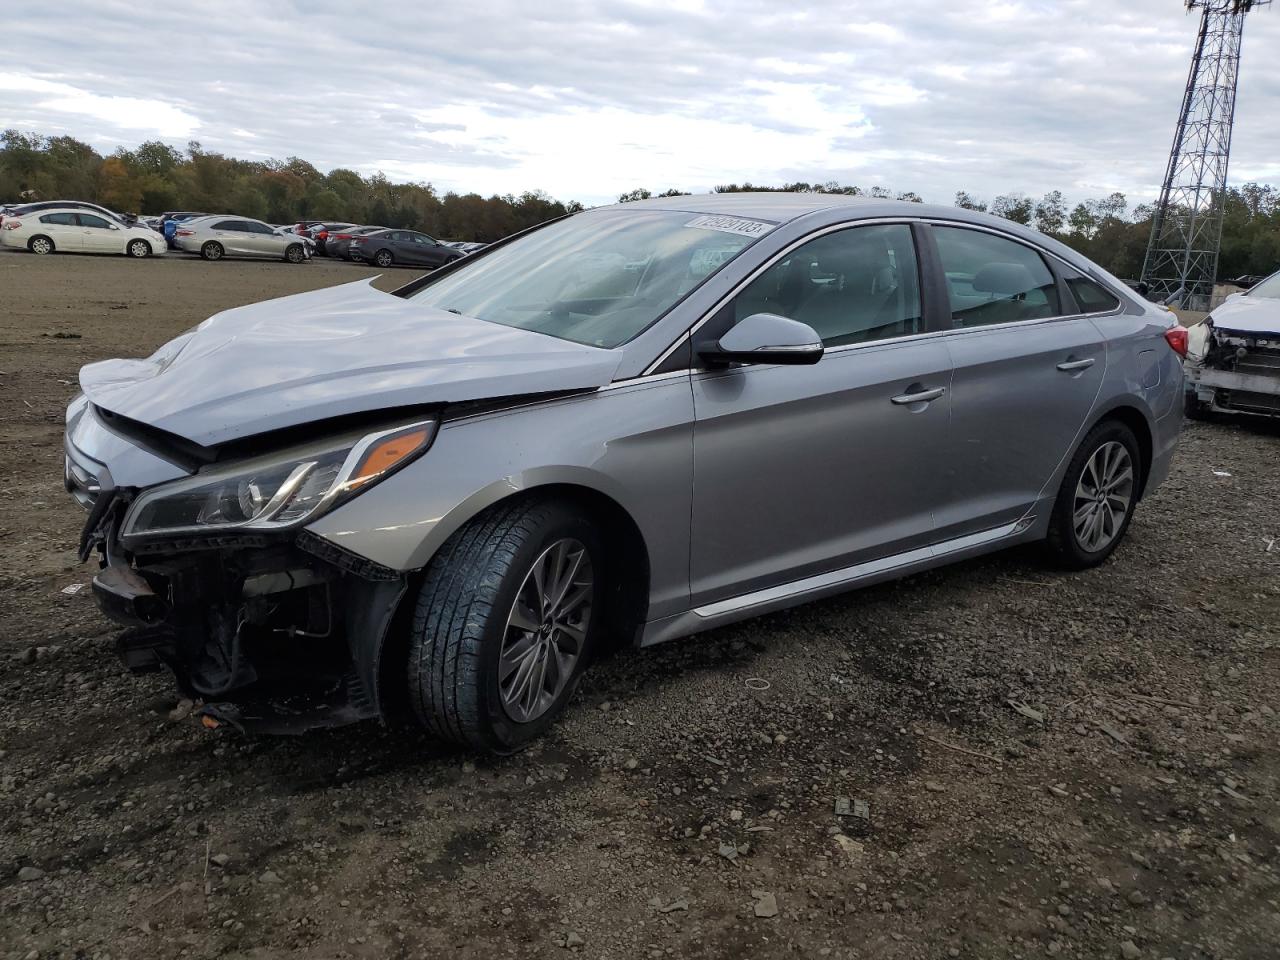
[92, 563, 169, 626]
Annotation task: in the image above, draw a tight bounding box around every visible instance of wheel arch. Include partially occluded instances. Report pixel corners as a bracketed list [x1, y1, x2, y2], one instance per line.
[371, 480, 652, 721]
[1086, 403, 1154, 499]
[28, 234, 55, 253]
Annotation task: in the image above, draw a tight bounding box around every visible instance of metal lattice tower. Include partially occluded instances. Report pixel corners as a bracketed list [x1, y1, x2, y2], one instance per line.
[1141, 1, 1269, 311]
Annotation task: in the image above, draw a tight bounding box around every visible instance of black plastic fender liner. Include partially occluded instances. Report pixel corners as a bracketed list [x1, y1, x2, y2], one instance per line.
[341, 576, 410, 719]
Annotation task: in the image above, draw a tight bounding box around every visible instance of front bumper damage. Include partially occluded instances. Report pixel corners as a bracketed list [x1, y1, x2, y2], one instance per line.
[76, 476, 408, 735]
[1185, 321, 1280, 418]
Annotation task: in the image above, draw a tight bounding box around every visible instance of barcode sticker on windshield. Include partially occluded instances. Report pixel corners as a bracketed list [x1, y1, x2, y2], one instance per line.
[685, 215, 775, 239]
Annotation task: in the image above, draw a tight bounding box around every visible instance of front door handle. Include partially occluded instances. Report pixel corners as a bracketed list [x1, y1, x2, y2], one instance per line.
[890, 386, 946, 405]
[1056, 357, 1096, 372]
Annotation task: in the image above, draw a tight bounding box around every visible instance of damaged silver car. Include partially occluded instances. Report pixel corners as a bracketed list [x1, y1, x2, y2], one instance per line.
[64, 194, 1185, 751]
[1185, 268, 1280, 419]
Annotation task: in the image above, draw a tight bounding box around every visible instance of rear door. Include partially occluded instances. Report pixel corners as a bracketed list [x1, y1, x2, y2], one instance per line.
[76, 213, 119, 252]
[689, 221, 953, 607]
[40, 213, 82, 250]
[925, 223, 1107, 539]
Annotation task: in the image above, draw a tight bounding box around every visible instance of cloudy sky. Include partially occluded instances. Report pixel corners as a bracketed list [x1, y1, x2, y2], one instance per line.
[3, 0, 1279, 208]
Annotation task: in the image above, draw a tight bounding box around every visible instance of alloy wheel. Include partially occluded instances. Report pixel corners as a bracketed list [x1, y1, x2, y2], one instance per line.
[498, 538, 594, 724]
[31, 238, 52, 255]
[375, 250, 392, 267]
[129, 240, 148, 257]
[1072, 440, 1134, 553]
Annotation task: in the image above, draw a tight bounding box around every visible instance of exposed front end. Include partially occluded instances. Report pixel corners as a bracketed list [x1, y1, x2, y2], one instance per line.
[1185, 316, 1280, 418]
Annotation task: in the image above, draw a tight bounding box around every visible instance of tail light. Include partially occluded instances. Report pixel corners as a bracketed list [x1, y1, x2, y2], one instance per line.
[3, 220, 21, 229]
[1164, 325, 1189, 358]
[174, 229, 195, 237]
[351, 237, 366, 245]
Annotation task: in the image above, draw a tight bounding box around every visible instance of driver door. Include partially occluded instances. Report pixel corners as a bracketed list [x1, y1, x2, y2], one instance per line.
[76, 213, 119, 252]
[689, 222, 952, 607]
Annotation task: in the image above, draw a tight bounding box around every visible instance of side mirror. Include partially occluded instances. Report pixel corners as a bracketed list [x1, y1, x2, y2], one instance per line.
[697, 312, 824, 368]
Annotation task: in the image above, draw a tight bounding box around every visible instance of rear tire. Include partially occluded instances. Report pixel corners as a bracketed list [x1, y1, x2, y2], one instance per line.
[284, 243, 305, 264]
[201, 241, 224, 261]
[374, 248, 394, 268]
[29, 236, 54, 255]
[407, 498, 603, 753]
[127, 239, 151, 258]
[1045, 420, 1141, 570]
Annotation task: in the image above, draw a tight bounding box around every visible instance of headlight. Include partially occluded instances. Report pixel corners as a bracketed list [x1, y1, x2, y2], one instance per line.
[121, 419, 437, 540]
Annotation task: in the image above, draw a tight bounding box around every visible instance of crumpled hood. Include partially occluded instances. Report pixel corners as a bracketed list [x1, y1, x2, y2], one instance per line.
[1209, 294, 1280, 335]
[80, 279, 623, 447]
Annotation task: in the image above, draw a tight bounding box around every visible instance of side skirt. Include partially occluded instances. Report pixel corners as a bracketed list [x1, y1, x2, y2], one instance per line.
[639, 517, 1037, 647]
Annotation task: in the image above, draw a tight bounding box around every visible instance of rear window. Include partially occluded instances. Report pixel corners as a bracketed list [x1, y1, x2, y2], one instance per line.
[1067, 276, 1121, 313]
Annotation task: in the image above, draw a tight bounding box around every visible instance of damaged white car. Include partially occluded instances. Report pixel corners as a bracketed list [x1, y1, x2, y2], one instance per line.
[1185, 269, 1280, 419]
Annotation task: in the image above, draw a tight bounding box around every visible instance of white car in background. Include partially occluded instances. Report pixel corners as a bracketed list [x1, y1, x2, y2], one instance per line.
[0, 208, 165, 258]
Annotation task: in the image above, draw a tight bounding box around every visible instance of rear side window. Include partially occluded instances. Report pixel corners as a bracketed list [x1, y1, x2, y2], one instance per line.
[933, 226, 1061, 327]
[39, 212, 77, 225]
[1066, 275, 1121, 313]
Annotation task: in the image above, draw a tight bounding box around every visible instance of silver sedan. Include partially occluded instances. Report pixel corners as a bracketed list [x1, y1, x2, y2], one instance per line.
[173, 216, 310, 263]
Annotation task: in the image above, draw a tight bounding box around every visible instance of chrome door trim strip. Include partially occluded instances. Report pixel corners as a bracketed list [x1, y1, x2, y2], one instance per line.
[692, 519, 1024, 619]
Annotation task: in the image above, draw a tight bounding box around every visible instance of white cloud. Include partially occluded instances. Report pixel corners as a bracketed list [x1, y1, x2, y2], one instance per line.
[0, 1, 1277, 208]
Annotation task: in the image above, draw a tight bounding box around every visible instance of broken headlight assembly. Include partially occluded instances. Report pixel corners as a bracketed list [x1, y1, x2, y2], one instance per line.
[120, 418, 437, 541]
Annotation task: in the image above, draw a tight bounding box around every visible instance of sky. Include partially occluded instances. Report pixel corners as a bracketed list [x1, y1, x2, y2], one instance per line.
[2, 0, 1279, 209]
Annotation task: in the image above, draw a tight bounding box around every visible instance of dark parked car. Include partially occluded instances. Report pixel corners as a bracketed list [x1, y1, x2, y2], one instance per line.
[349, 229, 465, 268]
[306, 222, 358, 256]
[326, 226, 388, 261]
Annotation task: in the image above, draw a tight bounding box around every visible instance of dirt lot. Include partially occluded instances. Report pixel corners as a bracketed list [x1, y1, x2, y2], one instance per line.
[1, 250, 1278, 960]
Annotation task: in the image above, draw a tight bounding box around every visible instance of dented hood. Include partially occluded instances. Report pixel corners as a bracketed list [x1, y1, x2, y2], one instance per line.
[1209, 293, 1280, 336]
[79, 279, 623, 447]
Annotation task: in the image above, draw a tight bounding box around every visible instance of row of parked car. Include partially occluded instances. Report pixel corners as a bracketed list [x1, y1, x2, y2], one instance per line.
[0, 200, 486, 267]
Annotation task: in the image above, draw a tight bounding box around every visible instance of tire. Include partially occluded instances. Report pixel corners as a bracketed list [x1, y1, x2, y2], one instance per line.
[200, 241, 224, 262]
[1045, 419, 1142, 570]
[29, 236, 55, 255]
[407, 498, 604, 753]
[1184, 390, 1211, 420]
[284, 243, 305, 264]
[374, 248, 394, 268]
[127, 239, 151, 258]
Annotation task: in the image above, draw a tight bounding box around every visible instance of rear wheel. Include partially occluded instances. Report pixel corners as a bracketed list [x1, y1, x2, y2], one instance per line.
[374, 248, 394, 268]
[407, 498, 603, 753]
[201, 241, 224, 261]
[127, 238, 151, 258]
[284, 243, 305, 264]
[1045, 420, 1141, 569]
[29, 236, 54, 255]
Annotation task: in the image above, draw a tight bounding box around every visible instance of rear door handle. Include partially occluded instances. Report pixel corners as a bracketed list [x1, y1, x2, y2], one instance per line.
[890, 386, 946, 405]
[1056, 358, 1096, 372]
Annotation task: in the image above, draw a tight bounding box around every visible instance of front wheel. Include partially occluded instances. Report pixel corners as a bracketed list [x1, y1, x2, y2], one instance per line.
[1045, 420, 1141, 570]
[127, 239, 151, 258]
[407, 498, 603, 753]
[284, 243, 305, 264]
[374, 248, 394, 268]
[200, 241, 224, 261]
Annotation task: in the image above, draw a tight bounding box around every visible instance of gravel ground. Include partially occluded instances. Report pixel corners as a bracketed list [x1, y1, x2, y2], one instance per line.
[1, 250, 1278, 960]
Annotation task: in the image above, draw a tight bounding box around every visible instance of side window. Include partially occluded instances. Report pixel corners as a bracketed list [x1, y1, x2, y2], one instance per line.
[1066, 274, 1121, 313]
[412, 234, 433, 245]
[389, 231, 410, 242]
[40, 213, 76, 225]
[244, 221, 269, 234]
[77, 214, 110, 229]
[933, 226, 1061, 327]
[732, 224, 922, 347]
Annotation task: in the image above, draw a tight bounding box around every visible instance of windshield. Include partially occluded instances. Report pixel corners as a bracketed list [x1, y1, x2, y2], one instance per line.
[408, 208, 767, 348]
[1249, 271, 1280, 299]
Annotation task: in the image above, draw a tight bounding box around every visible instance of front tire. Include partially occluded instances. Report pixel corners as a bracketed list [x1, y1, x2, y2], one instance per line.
[127, 239, 151, 258]
[407, 498, 603, 753]
[200, 241, 224, 261]
[284, 243, 305, 264]
[1045, 420, 1141, 570]
[374, 248, 394, 268]
[29, 236, 55, 255]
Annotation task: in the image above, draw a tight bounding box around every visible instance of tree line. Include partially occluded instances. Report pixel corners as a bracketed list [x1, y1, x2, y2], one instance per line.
[3, 130, 1277, 279]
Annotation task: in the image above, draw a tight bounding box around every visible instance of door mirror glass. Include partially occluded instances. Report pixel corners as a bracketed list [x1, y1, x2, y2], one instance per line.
[697, 312, 824, 367]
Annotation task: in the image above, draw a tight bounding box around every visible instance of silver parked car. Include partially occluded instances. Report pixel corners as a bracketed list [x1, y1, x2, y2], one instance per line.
[173, 215, 310, 263]
[64, 194, 1185, 750]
